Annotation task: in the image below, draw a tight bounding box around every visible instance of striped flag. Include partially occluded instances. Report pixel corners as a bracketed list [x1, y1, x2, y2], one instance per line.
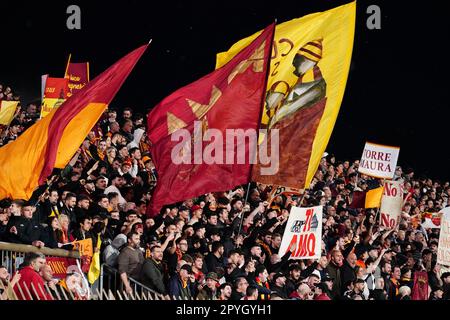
[0, 44, 148, 200]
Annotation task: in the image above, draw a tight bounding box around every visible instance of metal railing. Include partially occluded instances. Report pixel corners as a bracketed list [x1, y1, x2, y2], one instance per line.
[0, 242, 187, 300]
[0, 241, 80, 274]
[99, 263, 171, 300]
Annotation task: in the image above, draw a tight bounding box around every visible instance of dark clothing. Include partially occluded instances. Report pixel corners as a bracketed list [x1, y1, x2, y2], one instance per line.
[249, 277, 271, 300]
[326, 262, 342, 299]
[35, 199, 63, 224]
[168, 274, 194, 299]
[39, 226, 60, 248]
[72, 229, 94, 241]
[205, 252, 224, 274]
[230, 290, 244, 301]
[387, 278, 400, 300]
[285, 277, 301, 297]
[270, 284, 289, 299]
[61, 206, 77, 232]
[117, 246, 144, 281]
[140, 258, 167, 295]
[268, 251, 292, 274]
[5, 216, 40, 245]
[340, 261, 357, 294]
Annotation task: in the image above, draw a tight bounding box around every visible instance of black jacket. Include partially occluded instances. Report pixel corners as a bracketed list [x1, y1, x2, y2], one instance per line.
[205, 252, 224, 274]
[5, 216, 41, 244]
[270, 283, 289, 299]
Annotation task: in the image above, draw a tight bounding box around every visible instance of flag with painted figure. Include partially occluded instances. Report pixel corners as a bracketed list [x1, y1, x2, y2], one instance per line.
[278, 205, 322, 260]
[216, 2, 356, 190]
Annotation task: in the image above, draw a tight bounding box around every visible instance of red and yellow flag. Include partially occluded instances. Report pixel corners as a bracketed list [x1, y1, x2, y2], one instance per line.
[146, 24, 275, 214]
[40, 77, 69, 119]
[0, 44, 148, 200]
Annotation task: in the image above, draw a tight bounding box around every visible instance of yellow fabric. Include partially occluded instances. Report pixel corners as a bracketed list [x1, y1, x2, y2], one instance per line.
[0, 102, 107, 200]
[365, 186, 384, 208]
[216, 2, 356, 189]
[54, 103, 106, 168]
[40, 97, 66, 119]
[73, 238, 94, 258]
[88, 234, 102, 284]
[0, 101, 19, 125]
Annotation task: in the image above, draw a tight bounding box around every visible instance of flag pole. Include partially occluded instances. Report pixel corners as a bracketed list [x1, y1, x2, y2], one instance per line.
[374, 178, 386, 227]
[236, 182, 251, 244]
[64, 53, 72, 78]
[248, 20, 276, 183]
[236, 22, 276, 245]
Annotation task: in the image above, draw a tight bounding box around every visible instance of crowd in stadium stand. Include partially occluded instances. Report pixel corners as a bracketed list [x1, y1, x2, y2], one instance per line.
[1, 83, 450, 300]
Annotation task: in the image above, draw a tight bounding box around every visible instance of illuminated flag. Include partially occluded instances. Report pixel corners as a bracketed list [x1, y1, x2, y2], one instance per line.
[0, 44, 148, 200]
[147, 23, 275, 215]
[216, 2, 356, 190]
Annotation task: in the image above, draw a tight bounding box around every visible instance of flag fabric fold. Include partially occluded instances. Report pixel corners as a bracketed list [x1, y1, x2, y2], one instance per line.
[147, 23, 275, 214]
[0, 44, 148, 200]
[216, 2, 356, 190]
[350, 185, 384, 209]
[0, 101, 19, 125]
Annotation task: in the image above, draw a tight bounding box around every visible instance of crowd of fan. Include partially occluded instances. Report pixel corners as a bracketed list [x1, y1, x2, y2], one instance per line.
[1, 86, 450, 300]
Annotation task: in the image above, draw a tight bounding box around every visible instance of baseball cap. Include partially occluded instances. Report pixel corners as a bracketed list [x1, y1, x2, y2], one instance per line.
[180, 264, 193, 274]
[206, 272, 219, 282]
[191, 205, 202, 212]
[142, 156, 152, 164]
[273, 272, 286, 282]
[322, 273, 334, 282]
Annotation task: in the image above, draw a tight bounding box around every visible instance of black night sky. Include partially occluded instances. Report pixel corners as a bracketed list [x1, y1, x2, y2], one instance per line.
[1, 0, 449, 181]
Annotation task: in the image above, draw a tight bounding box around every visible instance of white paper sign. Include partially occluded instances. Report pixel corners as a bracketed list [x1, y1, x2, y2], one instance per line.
[379, 180, 403, 229]
[358, 142, 400, 179]
[437, 207, 450, 266]
[278, 205, 322, 260]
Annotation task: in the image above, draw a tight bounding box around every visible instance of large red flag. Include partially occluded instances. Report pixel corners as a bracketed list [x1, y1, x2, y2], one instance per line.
[147, 23, 275, 215]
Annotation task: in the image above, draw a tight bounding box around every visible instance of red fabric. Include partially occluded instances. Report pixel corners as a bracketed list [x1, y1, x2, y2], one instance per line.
[14, 266, 53, 300]
[38, 44, 148, 184]
[411, 271, 429, 300]
[314, 293, 331, 300]
[146, 24, 275, 214]
[349, 190, 366, 209]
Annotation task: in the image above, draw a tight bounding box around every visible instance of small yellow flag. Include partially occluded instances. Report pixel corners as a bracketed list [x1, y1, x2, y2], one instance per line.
[365, 186, 384, 208]
[88, 234, 102, 284]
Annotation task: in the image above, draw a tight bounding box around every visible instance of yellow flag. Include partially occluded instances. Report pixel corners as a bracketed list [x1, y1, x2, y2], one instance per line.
[0, 101, 19, 125]
[216, 2, 355, 189]
[88, 234, 102, 284]
[365, 186, 384, 208]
